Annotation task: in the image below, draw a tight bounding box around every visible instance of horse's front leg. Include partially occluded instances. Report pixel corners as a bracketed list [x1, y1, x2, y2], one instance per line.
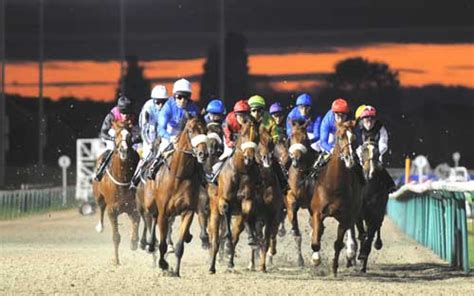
[157, 212, 169, 271]
[310, 212, 324, 267]
[333, 223, 348, 277]
[228, 214, 246, 269]
[107, 209, 121, 265]
[95, 196, 106, 233]
[208, 200, 221, 274]
[166, 216, 175, 253]
[358, 220, 378, 273]
[345, 226, 358, 268]
[174, 210, 194, 277]
[285, 191, 300, 236]
[128, 208, 140, 251]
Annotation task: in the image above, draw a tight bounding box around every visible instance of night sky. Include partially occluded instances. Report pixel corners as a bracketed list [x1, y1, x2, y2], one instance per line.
[4, 0, 474, 60]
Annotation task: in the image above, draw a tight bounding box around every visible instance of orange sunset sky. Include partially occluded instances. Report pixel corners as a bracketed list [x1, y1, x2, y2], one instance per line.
[5, 43, 474, 102]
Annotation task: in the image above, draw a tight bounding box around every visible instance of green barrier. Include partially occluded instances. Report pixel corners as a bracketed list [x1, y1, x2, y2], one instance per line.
[0, 186, 76, 220]
[387, 190, 470, 271]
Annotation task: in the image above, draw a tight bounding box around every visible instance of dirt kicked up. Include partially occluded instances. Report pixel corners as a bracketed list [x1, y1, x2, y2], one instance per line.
[0, 209, 472, 294]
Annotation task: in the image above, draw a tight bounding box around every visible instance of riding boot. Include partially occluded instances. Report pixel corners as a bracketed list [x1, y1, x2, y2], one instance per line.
[94, 150, 113, 181]
[147, 156, 163, 180]
[130, 161, 144, 189]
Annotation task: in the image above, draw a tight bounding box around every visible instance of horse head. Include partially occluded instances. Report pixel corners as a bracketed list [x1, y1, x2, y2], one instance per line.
[206, 122, 224, 158]
[178, 116, 209, 163]
[361, 140, 380, 181]
[112, 120, 133, 160]
[257, 125, 274, 168]
[288, 119, 310, 168]
[237, 117, 259, 167]
[335, 120, 357, 169]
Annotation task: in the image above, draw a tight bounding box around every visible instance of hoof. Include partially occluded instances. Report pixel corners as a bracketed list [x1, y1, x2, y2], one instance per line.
[159, 259, 169, 271]
[278, 227, 286, 237]
[209, 267, 216, 274]
[95, 222, 104, 233]
[145, 244, 156, 254]
[167, 244, 175, 254]
[139, 241, 147, 251]
[374, 240, 383, 250]
[311, 252, 321, 266]
[247, 262, 255, 271]
[298, 256, 305, 268]
[184, 233, 193, 243]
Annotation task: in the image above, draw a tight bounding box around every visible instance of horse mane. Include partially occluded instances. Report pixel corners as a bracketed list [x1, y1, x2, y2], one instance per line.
[258, 125, 274, 149]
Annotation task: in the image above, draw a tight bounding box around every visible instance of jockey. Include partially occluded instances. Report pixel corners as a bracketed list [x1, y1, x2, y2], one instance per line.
[147, 78, 200, 179]
[269, 102, 287, 140]
[248, 95, 280, 143]
[204, 99, 226, 127]
[94, 95, 141, 181]
[130, 85, 168, 188]
[319, 98, 350, 154]
[222, 99, 250, 154]
[286, 93, 322, 150]
[355, 104, 367, 124]
[356, 106, 388, 162]
[356, 105, 395, 191]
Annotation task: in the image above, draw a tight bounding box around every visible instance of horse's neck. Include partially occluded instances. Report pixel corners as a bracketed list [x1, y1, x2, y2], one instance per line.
[169, 140, 196, 178]
[110, 153, 134, 180]
[231, 151, 249, 173]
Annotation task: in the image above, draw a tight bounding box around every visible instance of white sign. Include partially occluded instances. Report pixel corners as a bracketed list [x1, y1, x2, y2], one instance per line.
[58, 155, 71, 168]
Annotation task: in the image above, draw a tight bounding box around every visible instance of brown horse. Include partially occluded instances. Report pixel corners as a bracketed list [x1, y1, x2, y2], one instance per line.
[144, 117, 208, 277]
[285, 120, 317, 267]
[208, 118, 259, 274]
[309, 121, 362, 276]
[197, 122, 224, 250]
[274, 139, 290, 237]
[93, 120, 140, 265]
[248, 126, 284, 272]
[356, 140, 389, 272]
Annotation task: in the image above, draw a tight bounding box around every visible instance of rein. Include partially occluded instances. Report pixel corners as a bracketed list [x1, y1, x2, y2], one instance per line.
[106, 167, 132, 186]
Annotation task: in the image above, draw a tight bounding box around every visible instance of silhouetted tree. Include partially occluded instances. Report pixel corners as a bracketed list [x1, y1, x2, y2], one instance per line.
[200, 32, 249, 109]
[116, 55, 151, 110]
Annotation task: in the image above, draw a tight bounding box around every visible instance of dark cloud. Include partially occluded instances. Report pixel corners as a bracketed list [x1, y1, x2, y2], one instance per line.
[4, 0, 474, 60]
[397, 68, 426, 74]
[445, 65, 474, 70]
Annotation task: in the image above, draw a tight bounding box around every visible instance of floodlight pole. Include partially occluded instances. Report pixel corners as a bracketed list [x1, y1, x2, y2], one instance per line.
[0, 0, 6, 187]
[219, 0, 225, 102]
[38, 0, 45, 169]
[119, 0, 125, 96]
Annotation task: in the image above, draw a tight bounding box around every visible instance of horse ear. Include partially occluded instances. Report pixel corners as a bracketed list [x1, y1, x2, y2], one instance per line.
[303, 119, 311, 129]
[344, 120, 356, 129]
[289, 119, 296, 128]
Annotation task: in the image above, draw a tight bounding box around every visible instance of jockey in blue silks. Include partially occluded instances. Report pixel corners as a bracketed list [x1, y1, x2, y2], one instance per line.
[204, 99, 226, 127]
[286, 93, 322, 150]
[147, 78, 200, 179]
[319, 98, 350, 153]
[130, 85, 168, 188]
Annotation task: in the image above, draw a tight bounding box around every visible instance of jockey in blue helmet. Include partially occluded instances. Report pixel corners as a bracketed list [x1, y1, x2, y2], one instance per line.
[204, 99, 226, 126]
[286, 93, 322, 148]
[148, 78, 200, 179]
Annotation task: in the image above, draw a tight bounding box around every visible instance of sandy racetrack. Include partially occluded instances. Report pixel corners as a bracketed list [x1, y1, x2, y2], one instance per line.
[0, 209, 472, 294]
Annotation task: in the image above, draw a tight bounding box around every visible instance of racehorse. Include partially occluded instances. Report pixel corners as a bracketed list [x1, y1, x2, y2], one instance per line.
[273, 139, 290, 237]
[92, 119, 140, 265]
[309, 121, 362, 276]
[248, 126, 284, 272]
[285, 120, 317, 267]
[208, 118, 260, 274]
[143, 116, 209, 277]
[197, 122, 224, 250]
[356, 140, 389, 272]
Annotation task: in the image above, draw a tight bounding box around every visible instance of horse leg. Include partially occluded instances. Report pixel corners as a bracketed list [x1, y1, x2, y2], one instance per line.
[258, 219, 273, 272]
[146, 212, 157, 254]
[248, 248, 256, 271]
[174, 210, 194, 277]
[128, 209, 140, 251]
[374, 227, 383, 250]
[198, 210, 210, 250]
[356, 219, 366, 242]
[359, 221, 378, 273]
[228, 214, 245, 269]
[157, 213, 169, 271]
[310, 212, 324, 267]
[139, 209, 150, 250]
[345, 226, 357, 268]
[166, 216, 175, 254]
[287, 197, 300, 236]
[95, 196, 106, 233]
[267, 218, 279, 267]
[332, 223, 348, 277]
[278, 209, 287, 237]
[107, 209, 121, 265]
[208, 207, 221, 274]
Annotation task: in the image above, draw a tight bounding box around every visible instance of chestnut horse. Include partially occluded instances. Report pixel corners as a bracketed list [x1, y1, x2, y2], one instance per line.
[248, 127, 284, 272]
[208, 118, 260, 274]
[197, 122, 224, 249]
[93, 120, 140, 265]
[285, 120, 317, 267]
[144, 117, 208, 277]
[309, 121, 362, 276]
[356, 140, 389, 272]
